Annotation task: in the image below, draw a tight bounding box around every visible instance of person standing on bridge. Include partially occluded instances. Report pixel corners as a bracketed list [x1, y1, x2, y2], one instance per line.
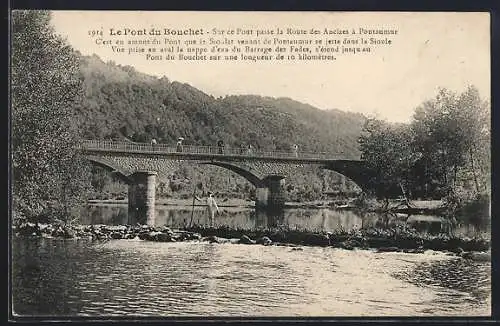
[176, 137, 184, 152]
[217, 140, 225, 155]
[151, 138, 157, 151]
[293, 144, 299, 158]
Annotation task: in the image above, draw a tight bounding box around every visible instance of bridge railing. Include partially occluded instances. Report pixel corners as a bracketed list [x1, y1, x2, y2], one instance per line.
[79, 140, 343, 160]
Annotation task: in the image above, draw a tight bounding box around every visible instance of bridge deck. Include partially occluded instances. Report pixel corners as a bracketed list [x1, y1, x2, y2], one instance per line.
[79, 140, 358, 163]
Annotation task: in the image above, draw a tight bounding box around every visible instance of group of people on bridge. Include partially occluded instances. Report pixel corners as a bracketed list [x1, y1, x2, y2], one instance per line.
[150, 137, 299, 157]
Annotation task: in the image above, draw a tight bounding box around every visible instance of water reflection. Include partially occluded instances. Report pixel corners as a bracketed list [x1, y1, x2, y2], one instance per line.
[80, 204, 490, 238]
[12, 238, 88, 315]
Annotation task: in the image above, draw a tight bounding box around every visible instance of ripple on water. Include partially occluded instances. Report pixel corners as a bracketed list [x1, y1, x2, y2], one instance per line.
[393, 257, 490, 315]
[12, 238, 491, 317]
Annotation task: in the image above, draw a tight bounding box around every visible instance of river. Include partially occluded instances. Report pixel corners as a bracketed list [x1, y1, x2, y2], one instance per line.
[11, 204, 491, 317]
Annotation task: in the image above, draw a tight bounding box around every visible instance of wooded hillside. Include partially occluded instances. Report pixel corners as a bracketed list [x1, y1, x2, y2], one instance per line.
[76, 54, 365, 158]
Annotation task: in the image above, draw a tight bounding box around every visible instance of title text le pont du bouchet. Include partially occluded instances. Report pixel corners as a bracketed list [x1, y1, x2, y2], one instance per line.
[103, 27, 398, 37]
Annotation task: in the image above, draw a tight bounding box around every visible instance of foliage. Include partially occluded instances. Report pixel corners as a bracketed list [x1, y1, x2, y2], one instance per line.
[11, 10, 91, 224]
[358, 86, 490, 209]
[358, 119, 419, 198]
[412, 87, 490, 195]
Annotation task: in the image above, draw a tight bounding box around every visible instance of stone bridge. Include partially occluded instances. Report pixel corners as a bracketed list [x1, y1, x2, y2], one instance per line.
[79, 140, 376, 223]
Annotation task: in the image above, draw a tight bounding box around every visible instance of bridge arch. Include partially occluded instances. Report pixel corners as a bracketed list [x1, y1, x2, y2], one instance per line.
[320, 160, 374, 193]
[85, 158, 132, 185]
[199, 161, 265, 187]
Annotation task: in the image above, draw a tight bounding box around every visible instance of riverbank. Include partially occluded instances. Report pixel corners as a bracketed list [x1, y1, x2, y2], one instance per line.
[87, 197, 255, 208]
[86, 198, 449, 213]
[13, 222, 491, 260]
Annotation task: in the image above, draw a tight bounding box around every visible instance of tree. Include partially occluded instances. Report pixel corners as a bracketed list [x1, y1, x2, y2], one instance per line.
[11, 10, 90, 223]
[456, 86, 490, 192]
[411, 87, 490, 195]
[359, 86, 490, 203]
[358, 118, 417, 202]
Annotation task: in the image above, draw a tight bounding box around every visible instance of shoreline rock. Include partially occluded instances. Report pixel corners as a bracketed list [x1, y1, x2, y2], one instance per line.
[12, 222, 491, 258]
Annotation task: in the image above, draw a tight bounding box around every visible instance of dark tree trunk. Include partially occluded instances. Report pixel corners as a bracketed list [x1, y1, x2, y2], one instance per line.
[470, 147, 480, 192]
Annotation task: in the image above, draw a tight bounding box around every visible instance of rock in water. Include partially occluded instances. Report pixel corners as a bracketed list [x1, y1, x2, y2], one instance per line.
[461, 251, 491, 262]
[18, 223, 41, 236]
[376, 247, 400, 253]
[160, 226, 173, 234]
[156, 232, 173, 242]
[305, 233, 330, 246]
[138, 232, 149, 240]
[238, 235, 256, 244]
[191, 233, 202, 240]
[256, 236, 272, 246]
[204, 235, 220, 243]
[339, 242, 354, 250]
[62, 228, 75, 239]
[174, 231, 193, 241]
[51, 226, 65, 238]
[144, 231, 161, 241]
[403, 248, 425, 254]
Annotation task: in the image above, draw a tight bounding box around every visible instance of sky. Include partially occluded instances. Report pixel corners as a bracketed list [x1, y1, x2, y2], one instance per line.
[49, 11, 490, 123]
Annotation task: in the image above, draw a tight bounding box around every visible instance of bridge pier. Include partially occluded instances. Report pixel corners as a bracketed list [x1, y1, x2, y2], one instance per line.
[255, 176, 286, 210]
[128, 171, 157, 225]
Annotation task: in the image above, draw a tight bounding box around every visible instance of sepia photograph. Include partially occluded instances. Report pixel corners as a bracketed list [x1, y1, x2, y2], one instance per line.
[9, 10, 491, 318]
